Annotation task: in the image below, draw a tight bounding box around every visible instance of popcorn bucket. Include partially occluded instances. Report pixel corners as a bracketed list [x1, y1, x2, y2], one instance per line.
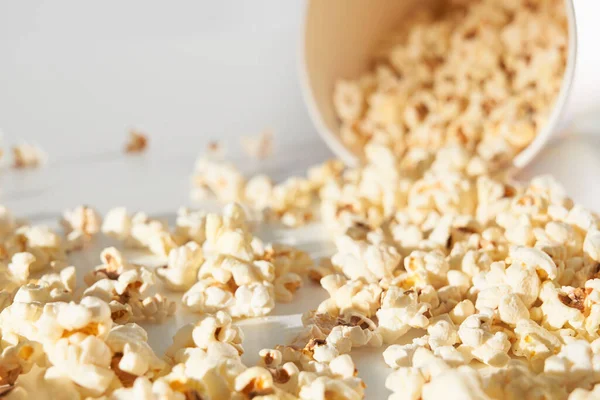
[300, 0, 600, 168]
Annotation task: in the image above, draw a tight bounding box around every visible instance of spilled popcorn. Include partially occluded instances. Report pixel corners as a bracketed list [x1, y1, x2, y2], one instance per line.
[2, 135, 600, 399]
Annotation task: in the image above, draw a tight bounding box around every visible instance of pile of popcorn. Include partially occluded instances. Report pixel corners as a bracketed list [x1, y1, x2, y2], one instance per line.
[333, 0, 567, 163]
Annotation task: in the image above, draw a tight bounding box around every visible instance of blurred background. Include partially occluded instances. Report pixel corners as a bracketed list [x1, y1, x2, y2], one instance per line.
[0, 1, 333, 216]
[1, 0, 600, 217]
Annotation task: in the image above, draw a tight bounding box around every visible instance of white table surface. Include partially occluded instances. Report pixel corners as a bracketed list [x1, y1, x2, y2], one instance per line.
[2, 2, 600, 398]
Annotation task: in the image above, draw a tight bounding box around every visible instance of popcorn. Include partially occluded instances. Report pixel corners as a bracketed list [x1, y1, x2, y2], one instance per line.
[12, 143, 46, 169]
[513, 318, 563, 370]
[6, 252, 35, 285]
[297, 373, 364, 400]
[386, 367, 426, 400]
[540, 282, 585, 331]
[570, 384, 600, 400]
[274, 272, 303, 303]
[383, 343, 420, 369]
[421, 366, 490, 400]
[509, 245, 558, 280]
[156, 242, 203, 291]
[44, 335, 116, 395]
[84, 247, 150, 287]
[497, 292, 530, 326]
[449, 299, 475, 325]
[0, 340, 44, 386]
[1, 42, 597, 398]
[427, 314, 459, 350]
[191, 157, 245, 203]
[105, 324, 165, 378]
[458, 314, 511, 367]
[124, 130, 148, 153]
[133, 293, 176, 323]
[60, 205, 102, 239]
[82, 248, 175, 324]
[543, 340, 600, 392]
[318, 275, 382, 318]
[241, 130, 273, 160]
[482, 359, 567, 400]
[174, 208, 207, 244]
[234, 366, 275, 396]
[102, 207, 132, 241]
[4, 226, 65, 271]
[331, 235, 401, 282]
[102, 210, 180, 257]
[110, 377, 185, 400]
[403, 250, 450, 289]
[5, 366, 81, 400]
[130, 213, 179, 257]
[377, 287, 430, 343]
[0, 206, 18, 240]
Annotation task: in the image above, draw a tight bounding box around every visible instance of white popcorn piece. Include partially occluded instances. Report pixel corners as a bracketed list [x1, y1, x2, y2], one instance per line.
[383, 343, 420, 369]
[386, 367, 426, 400]
[540, 282, 585, 331]
[109, 377, 185, 400]
[191, 157, 246, 203]
[377, 287, 430, 343]
[331, 235, 401, 282]
[298, 373, 364, 400]
[44, 335, 115, 395]
[5, 225, 65, 271]
[570, 384, 600, 400]
[318, 275, 382, 318]
[156, 242, 203, 291]
[403, 250, 450, 289]
[4, 365, 81, 399]
[509, 245, 558, 280]
[421, 366, 490, 400]
[483, 359, 567, 400]
[61, 205, 102, 238]
[427, 314, 459, 350]
[174, 207, 207, 244]
[105, 323, 165, 378]
[458, 314, 510, 367]
[543, 340, 600, 392]
[7, 252, 35, 284]
[449, 299, 475, 325]
[274, 272, 303, 303]
[513, 319, 563, 369]
[241, 130, 274, 160]
[497, 292, 530, 326]
[0, 340, 44, 386]
[234, 366, 276, 396]
[12, 143, 47, 169]
[102, 207, 132, 241]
